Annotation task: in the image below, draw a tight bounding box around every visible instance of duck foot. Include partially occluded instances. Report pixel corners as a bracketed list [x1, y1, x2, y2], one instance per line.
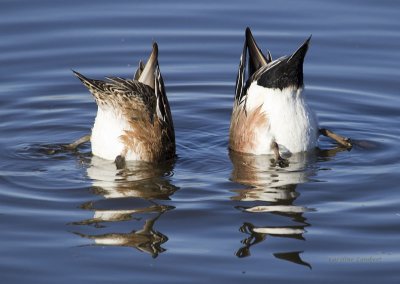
[63, 134, 91, 150]
[319, 128, 352, 148]
[271, 141, 289, 168]
[115, 155, 126, 169]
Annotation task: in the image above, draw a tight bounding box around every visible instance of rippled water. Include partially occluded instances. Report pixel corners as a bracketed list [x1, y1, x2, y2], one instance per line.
[1, 0, 400, 283]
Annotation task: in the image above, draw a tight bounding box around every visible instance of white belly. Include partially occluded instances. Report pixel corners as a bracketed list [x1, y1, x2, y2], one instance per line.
[246, 83, 319, 154]
[91, 106, 140, 161]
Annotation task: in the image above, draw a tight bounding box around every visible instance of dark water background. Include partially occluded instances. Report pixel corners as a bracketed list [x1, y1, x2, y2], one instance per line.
[1, 0, 399, 283]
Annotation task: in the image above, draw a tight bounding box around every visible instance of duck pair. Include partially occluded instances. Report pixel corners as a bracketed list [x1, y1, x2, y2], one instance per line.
[68, 28, 352, 169]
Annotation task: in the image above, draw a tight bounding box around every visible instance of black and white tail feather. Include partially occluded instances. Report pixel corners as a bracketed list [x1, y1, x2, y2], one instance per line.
[234, 27, 311, 109]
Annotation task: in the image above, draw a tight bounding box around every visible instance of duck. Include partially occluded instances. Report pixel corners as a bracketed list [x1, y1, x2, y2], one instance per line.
[68, 43, 175, 168]
[229, 27, 352, 166]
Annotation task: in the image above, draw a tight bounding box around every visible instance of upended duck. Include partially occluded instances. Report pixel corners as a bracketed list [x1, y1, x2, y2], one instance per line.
[66, 43, 175, 168]
[229, 28, 352, 167]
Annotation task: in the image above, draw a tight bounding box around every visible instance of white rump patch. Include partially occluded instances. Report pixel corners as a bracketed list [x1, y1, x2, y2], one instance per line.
[91, 106, 140, 161]
[245, 82, 319, 154]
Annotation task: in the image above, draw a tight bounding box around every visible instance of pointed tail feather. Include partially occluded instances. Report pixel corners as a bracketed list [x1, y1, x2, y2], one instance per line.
[246, 27, 268, 77]
[72, 70, 107, 104]
[235, 37, 247, 105]
[73, 70, 102, 92]
[257, 36, 311, 89]
[288, 35, 311, 64]
[138, 42, 158, 89]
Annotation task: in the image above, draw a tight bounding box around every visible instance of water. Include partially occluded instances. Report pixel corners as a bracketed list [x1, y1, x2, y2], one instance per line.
[1, 0, 399, 283]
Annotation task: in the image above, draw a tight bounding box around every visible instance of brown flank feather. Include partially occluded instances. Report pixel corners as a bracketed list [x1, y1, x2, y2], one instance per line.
[229, 105, 269, 153]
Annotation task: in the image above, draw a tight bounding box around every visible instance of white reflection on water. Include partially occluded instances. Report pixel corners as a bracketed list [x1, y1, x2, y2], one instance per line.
[73, 156, 177, 258]
[230, 150, 316, 209]
[230, 150, 335, 267]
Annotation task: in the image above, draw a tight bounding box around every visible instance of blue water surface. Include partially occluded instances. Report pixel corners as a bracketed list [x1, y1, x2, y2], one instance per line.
[0, 0, 399, 283]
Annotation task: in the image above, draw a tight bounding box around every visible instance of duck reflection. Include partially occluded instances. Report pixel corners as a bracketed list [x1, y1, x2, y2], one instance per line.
[274, 251, 311, 269]
[75, 210, 169, 258]
[230, 150, 316, 267]
[86, 156, 177, 200]
[73, 156, 178, 258]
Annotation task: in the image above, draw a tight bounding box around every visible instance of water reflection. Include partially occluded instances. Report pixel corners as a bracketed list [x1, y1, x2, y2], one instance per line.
[230, 150, 315, 266]
[75, 210, 169, 258]
[73, 156, 178, 258]
[86, 157, 177, 200]
[274, 251, 311, 269]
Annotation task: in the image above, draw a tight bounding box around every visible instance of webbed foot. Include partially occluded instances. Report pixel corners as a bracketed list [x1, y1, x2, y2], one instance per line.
[319, 128, 352, 149]
[62, 134, 91, 151]
[115, 155, 126, 169]
[277, 157, 289, 168]
[271, 141, 289, 168]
